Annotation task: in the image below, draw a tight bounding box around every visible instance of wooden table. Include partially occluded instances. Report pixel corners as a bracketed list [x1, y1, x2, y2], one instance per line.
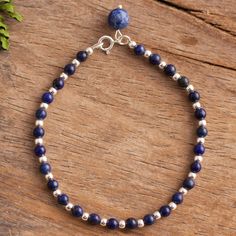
[1, 1, 236, 235]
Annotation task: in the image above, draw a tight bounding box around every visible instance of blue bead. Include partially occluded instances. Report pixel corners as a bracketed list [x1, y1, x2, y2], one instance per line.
[143, 214, 155, 226]
[106, 218, 119, 230]
[88, 213, 101, 225]
[194, 143, 205, 155]
[53, 78, 64, 90]
[159, 205, 171, 217]
[57, 193, 69, 205]
[33, 126, 45, 138]
[42, 92, 54, 104]
[72, 205, 83, 217]
[189, 91, 200, 102]
[195, 108, 206, 120]
[191, 161, 202, 173]
[47, 179, 59, 191]
[76, 51, 88, 62]
[149, 54, 161, 65]
[125, 218, 138, 229]
[197, 125, 208, 137]
[178, 76, 189, 88]
[64, 63, 76, 76]
[108, 8, 129, 30]
[34, 145, 46, 157]
[134, 44, 145, 56]
[183, 177, 195, 190]
[172, 192, 183, 204]
[40, 163, 51, 175]
[35, 108, 47, 120]
[164, 64, 176, 76]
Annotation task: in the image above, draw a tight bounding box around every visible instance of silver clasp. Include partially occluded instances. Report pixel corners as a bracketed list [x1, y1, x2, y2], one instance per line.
[91, 30, 131, 54]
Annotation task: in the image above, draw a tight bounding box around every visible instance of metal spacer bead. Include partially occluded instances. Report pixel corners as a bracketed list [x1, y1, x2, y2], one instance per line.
[197, 137, 205, 144]
[193, 102, 201, 110]
[60, 72, 68, 81]
[39, 155, 47, 163]
[179, 187, 188, 195]
[35, 120, 44, 127]
[119, 220, 126, 229]
[49, 87, 57, 95]
[53, 189, 62, 197]
[153, 211, 161, 220]
[169, 202, 177, 210]
[40, 103, 49, 110]
[72, 59, 80, 67]
[138, 219, 144, 228]
[128, 41, 137, 49]
[144, 50, 152, 58]
[45, 172, 53, 180]
[65, 203, 74, 211]
[188, 172, 197, 179]
[35, 138, 43, 145]
[173, 73, 181, 81]
[186, 85, 194, 93]
[159, 61, 167, 69]
[199, 120, 207, 126]
[194, 155, 203, 162]
[100, 218, 107, 227]
[82, 212, 90, 221]
[86, 47, 93, 56]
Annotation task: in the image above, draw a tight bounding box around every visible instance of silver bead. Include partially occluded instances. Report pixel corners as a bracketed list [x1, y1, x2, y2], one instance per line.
[179, 187, 188, 195]
[199, 120, 207, 126]
[119, 220, 126, 229]
[153, 211, 161, 220]
[186, 85, 194, 93]
[72, 59, 80, 67]
[194, 155, 203, 162]
[197, 137, 205, 144]
[86, 47, 93, 56]
[39, 155, 47, 163]
[169, 202, 177, 210]
[35, 120, 44, 127]
[193, 102, 201, 109]
[53, 189, 62, 197]
[100, 218, 107, 226]
[82, 212, 89, 221]
[128, 41, 137, 49]
[35, 138, 43, 145]
[144, 50, 152, 58]
[45, 172, 53, 180]
[138, 219, 144, 228]
[188, 172, 197, 179]
[65, 203, 74, 211]
[173, 73, 181, 81]
[60, 72, 68, 81]
[40, 103, 49, 110]
[49, 87, 57, 95]
[159, 61, 167, 69]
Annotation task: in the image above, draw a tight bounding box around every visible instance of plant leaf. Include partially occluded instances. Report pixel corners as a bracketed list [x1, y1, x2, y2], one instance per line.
[0, 20, 7, 29]
[0, 3, 14, 13]
[0, 28, 9, 37]
[0, 35, 9, 49]
[8, 11, 22, 21]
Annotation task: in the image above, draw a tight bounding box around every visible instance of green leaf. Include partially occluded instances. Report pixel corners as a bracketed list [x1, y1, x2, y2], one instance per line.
[0, 21, 7, 29]
[8, 11, 22, 21]
[0, 35, 9, 49]
[0, 28, 9, 37]
[0, 3, 14, 13]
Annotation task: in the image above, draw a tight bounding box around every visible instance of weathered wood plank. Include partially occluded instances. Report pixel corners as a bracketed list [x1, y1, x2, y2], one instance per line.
[0, 0, 236, 235]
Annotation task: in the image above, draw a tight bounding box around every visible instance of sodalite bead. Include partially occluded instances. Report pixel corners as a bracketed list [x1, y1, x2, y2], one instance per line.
[58, 193, 69, 205]
[47, 179, 59, 191]
[159, 205, 171, 217]
[106, 218, 119, 230]
[194, 143, 205, 155]
[35, 108, 47, 120]
[126, 218, 138, 229]
[72, 205, 84, 217]
[183, 177, 195, 190]
[143, 214, 155, 225]
[34, 144, 46, 157]
[191, 160, 202, 173]
[108, 8, 129, 30]
[42, 92, 54, 104]
[149, 54, 161, 65]
[33, 126, 45, 138]
[172, 192, 183, 204]
[88, 213, 101, 225]
[40, 162, 51, 175]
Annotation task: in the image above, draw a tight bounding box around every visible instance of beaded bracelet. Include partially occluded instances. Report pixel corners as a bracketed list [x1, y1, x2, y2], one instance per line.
[33, 6, 207, 230]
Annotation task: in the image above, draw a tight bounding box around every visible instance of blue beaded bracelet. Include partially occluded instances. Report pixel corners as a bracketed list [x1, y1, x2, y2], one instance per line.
[34, 5, 207, 230]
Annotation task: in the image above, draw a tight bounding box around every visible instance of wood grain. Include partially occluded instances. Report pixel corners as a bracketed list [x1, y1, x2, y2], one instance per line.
[0, 0, 236, 235]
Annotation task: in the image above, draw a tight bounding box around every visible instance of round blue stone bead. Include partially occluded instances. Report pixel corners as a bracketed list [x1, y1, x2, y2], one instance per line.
[40, 162, 51, 175]
[126, 218, 138, 229]
[172, 192, 183, 204]
[159, 205, 171, 217]
[88, 213, 101, 225]
[57, 193, 69, 205]
[76, 51, 88, 62]
[143, 214, 155, 226]
[191, 160, 202, 173]
[47, 179, 59, 191]
[108, 8, 129, 30]
[134, 44, 145, 56]
[149, 54, 161, 65]
[183, 177, 195, 190]
[42, 92, 54, 104]
[195, 108, 206, 120]
[72, 205, 83, 217]
[34, 145, 46, 157]
[64, 63, 76, 76]
[35, 108, 47, 120]
[164, 64, 176, 76]
[189, 91, 200, 102]
[197, 125, 208, 137]
[53, 78, 64, 90]
[106, 218, 119, 230]
[178, 76, 189, 88]
[33, 126, 45, 138]
[194, 143, 205, 155]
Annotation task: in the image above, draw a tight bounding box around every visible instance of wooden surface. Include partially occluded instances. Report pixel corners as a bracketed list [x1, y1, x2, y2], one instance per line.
[0, 0, 236, 235]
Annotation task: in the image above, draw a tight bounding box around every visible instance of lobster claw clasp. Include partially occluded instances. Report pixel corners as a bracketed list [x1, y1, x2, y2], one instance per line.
[92, 35, 115, 54]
